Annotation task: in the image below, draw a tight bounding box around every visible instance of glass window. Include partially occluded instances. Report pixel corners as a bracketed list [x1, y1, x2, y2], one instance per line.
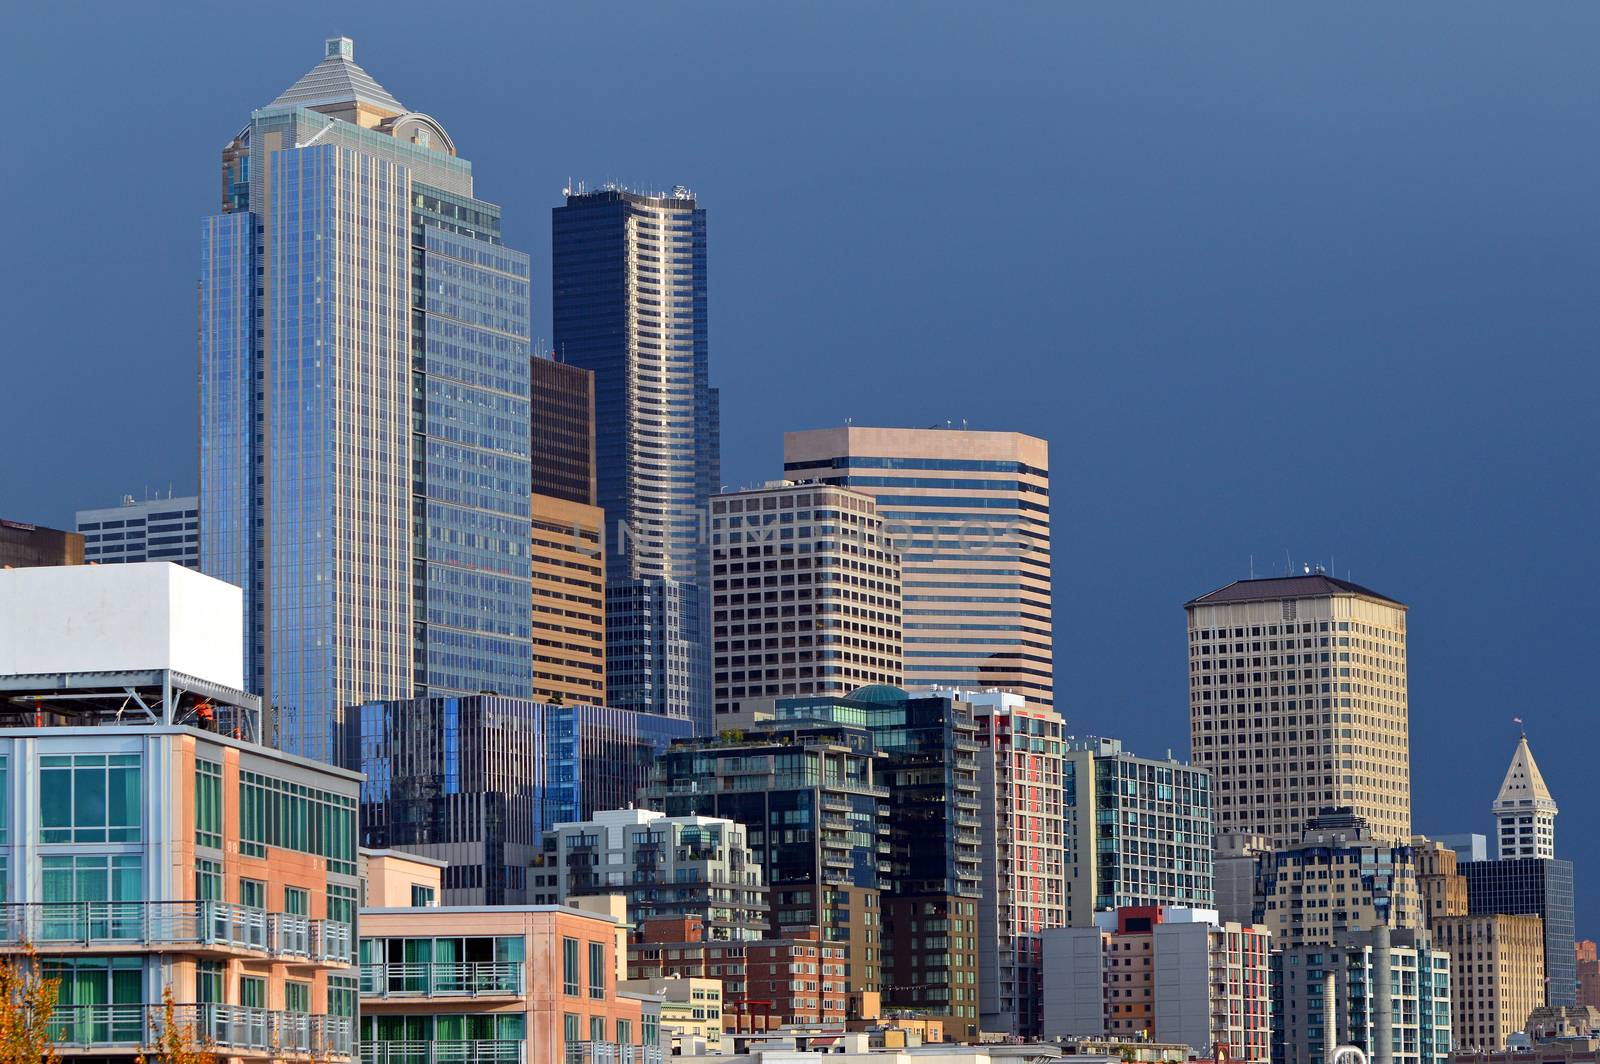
[563, 937, 579, 996]
[328, 975, 357, 1019]
[240, 975, 266, 1009]
[285, 981, 310, 1014]
[45, 956, 142, 1043]
[195, 759, 222, 850]
[40, 754, 142, 843]
[411, 884, 435, 907]
[588, 941, 606, 998]
[240, 878, 266, 910]
[617, 1018, 633, 1045]
[564, 1013, 580, 1044]
[590, 1016, 605, 1042]
[196, 962, 223, 1004]
[196, 857, 222, 901]
[284, 886, 309, 916]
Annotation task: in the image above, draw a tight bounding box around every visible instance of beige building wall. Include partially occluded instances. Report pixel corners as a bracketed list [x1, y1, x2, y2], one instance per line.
[1186, 575, 1411, 846]
[1436, 913, 1546, 1049]
[1413, 836, 1469, 926]
[784, 427, 1052, 708]
[619, 976, 724, 1052]
[531, 493, 607, 705]
[710, 482, 901, 724]
[362, 849, 445, 907]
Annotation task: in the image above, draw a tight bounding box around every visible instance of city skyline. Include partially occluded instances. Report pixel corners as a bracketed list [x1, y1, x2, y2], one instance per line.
[2, 2, 1596, 935]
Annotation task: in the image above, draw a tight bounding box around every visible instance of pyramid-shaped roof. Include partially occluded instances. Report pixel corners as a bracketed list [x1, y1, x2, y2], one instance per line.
[1495, 734, 1556, 808]
[267, 37, 405, 117]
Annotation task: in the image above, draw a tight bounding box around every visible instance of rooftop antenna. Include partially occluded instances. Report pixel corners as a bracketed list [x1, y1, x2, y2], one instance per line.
[1284, 548, 1292, 576]
[1249, 554, 1255, 580]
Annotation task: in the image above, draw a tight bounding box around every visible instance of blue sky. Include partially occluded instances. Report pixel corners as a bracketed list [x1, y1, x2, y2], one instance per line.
[3, 4, 1595, 929]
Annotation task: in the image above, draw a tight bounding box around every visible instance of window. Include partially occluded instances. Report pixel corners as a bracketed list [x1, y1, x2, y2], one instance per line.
[328, 975, 357, 1019]
[563, 937, 579, 995]
[284, 886, 309, 917]
[285, 981, 310, 1013]
[196, 962, 223, 1004]
[590, 1016, 606, 1042]
[327, 883, 357, 927]
[588, 941, 606, 998]
[240, 878, 266, 911]
[44, 956, 142, 1042]
[411, 884, 435, 907]
[564, 1013, 580, 1044]
[617, 1019, 633, 1045]
[240, 976, 266, 1009]
[196, 857, 222, 902]
[195, 759, 222, 849]
[239, 770, 355, 874]
[40, 753, 141, 843]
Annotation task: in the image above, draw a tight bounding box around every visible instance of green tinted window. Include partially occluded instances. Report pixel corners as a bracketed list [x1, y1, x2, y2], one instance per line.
[40, 754, 141, 843]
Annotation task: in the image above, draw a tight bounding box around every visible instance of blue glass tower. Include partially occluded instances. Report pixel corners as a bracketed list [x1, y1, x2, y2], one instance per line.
[201, 38, 533, 764]
[552, 187, 719, 732]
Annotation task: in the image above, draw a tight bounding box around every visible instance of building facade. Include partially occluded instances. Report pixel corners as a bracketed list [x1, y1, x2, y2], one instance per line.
[535, 808, 767, 942]
[1415, 836, 1471, 928]
[0, 562, 358, 1061]
[1254, 809, 1421, 948]
[1463, 857, 1576, 1007]
[969, 690, 1065, 1037]
[0, 517, 82, 567]
[1494, 735, 1558, 860]
[1063, 737, 1214, 927]
[1579, 942, 1600, 1009]
[1273, 928, 1452, 1064]
[75, 495, 199, 568]
[552, 187, 718, 731]
[351, 695, 690, 905]
[361, 905, 659, 1064]
[782, 427, 1052, 708]
[200, 37, 535, 763]
[1434, 913, 1545, 1049]
[1185, 573, 1411, 847]
[1042, 907, 1271, 1064]
[617, 976, 724, 1054]
[711, 482, 902, 725]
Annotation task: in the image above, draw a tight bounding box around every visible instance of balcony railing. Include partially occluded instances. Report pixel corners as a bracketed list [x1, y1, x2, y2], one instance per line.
[48, 1003, 352, 1057]
[360, 962, 524, 998]
[0, 902, 351, 962]
[563, 1043, 664, 1064]
[362, 1041, 525, 1064]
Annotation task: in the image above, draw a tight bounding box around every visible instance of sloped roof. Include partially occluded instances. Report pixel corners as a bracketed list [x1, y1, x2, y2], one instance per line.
[1495, 735, 1556, 808]
[267, 37, 405, 116]
[1186, 574, 1403, 608]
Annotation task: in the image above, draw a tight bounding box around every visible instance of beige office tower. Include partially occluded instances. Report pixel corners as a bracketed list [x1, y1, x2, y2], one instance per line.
[710, 482, 902, 722]
[1186, 573, 1411, 846]
[783, 426, 1052, 707]
[1434, 913, 1546, 1049]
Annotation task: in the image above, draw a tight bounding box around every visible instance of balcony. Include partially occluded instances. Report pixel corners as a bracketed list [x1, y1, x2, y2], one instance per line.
[564, 1043, 664, 1064]
[360, 962, 524, 999]
[49, 1003, 352, 1058]
[0, 902, 350, 962]
[363, 1041, 526, 1064]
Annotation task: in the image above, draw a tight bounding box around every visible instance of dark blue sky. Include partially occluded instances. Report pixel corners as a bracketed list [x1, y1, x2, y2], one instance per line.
[3, 5, 1595, 929]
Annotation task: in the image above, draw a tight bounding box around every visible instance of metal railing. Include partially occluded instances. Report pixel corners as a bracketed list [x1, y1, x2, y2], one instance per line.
[0, 901, 351, 961]
[359, 962, 524, 997]
[563, 1043, 664, 1064]
[47, 1003, 352, 1056]
[361, 1041, 525, 1064]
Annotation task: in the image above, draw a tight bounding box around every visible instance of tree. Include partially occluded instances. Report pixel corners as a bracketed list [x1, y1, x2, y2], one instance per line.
[137, 987, 216, 1064]
[0, 945, 60, 1064]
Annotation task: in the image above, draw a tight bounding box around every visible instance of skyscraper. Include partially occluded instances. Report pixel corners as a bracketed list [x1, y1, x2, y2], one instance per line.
[710, 482, 902, 724]
[200, 38, 534, 762]
[553, 187, 719, 732]
[1185, 573, 1412, 846]
[76, 495, 199, 568]
[0, 517, 82, 567]
[1493, 734, 1558, 859]
[783, 426, 1052, 708]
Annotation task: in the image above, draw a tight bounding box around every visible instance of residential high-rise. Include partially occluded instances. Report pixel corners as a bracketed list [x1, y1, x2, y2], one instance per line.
[552, 187, 719, 731]
[641, 722, 890, 1002]
[75, 495, 199, 567]
[200, 38, 534, 763]
[1062, 737, 1214, 927]
[1434, 913, 1545, 1049]
[968, 690, 1065, 1037]
[531, 357, 607, 706]
[711, 482, 902, 724]
[1185, 573, 1411, 846]
[783, 427, 1052, 708]
[1493, 734, 1558, 859]
[350, 695, 690, 905]
[1462, 858, 1576, 1007]
[774, 686, 985, 1038]
[0, 517, 82, 567]
[1043, 907, 1272, 1064]
[1273, 927, 1452, 1064]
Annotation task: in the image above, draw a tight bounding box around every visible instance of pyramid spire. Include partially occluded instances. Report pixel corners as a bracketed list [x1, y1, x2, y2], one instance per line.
[1492, 734, 1558, 859]
[266, 37, 406, 123]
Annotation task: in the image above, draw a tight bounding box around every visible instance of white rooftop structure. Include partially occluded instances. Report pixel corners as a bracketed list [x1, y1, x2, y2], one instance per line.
[267, 36, 406, 116]
[1492, 734, 1558, 859]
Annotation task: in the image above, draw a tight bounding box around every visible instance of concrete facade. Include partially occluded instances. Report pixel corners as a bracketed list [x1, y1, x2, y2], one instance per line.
[1434, 913, 1545, 1049]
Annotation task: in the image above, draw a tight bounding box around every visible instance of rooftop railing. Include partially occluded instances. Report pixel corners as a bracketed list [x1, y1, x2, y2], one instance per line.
[360, 962, 524, 998]
[361, 1041, 525, 1064]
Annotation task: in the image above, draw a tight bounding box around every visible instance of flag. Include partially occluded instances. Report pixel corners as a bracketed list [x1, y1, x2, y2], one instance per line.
[1512, 716, 1524, 726]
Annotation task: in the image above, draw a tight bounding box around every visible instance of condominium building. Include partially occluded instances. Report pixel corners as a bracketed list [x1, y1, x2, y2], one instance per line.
[711, 482, 902, 724]
[201, 38, 536, 763]
[641, 723, 891, 1000]
[534, 808, 768, 941]
[627, 914, 777, 1033]
[0, 516, 82, 567]
[1273, 927, 1452, 1064]
[1042, 907, 1271, 1064]
[774, 686, 984, 1039]
[1062, 737, 1214, 926]
[0, 562, 357, 1060]
[1185, 573, 1411, 846]
[75, 495, 199, 567]
[969, 690, 1065, 1037]
[1253, 808, 1421, 947]
[531, 357, 608, 706]
[1494, 734, 1558, 859]
[1434, 913, 1545, 1049]
[1463, 857, 1576, 1007]
[617, 976, 724, 1054]
[361, 904, 660, 1064]
[553, 186, 719, 731]
[350, 696, 690, 905]
[783, 426, 1052, 708]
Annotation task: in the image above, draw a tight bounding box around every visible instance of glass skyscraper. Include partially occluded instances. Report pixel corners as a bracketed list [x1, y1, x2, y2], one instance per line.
[200, 38, 533, 763]
[552, 187, 719, 733]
